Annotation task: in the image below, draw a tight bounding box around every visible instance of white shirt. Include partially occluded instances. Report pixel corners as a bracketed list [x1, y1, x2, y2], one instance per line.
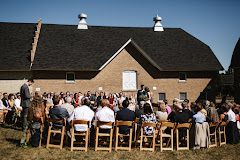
[0, 99, 6, 109]
[14, 98, 22, 110]
[68, 105, 94, 132]
[95, 107, 115, 129]
[227, 109, 236, 122]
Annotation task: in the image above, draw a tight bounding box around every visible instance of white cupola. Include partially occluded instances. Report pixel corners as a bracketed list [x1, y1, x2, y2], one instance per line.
[153, 14, 164, 32]
[78, 13, 88, 29]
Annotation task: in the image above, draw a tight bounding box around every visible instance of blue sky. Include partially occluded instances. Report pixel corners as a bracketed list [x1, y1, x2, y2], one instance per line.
[0, 0, 239, 71]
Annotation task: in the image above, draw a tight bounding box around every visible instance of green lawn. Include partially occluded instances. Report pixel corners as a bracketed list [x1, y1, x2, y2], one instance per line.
[0, 124, 239, 160]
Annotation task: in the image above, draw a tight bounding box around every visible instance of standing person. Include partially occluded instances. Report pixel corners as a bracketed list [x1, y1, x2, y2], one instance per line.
[137, 85, 145, 104]
[20, 78, 34, 147]
[144, 87, 152, 110]
[164, 99, 171, 116]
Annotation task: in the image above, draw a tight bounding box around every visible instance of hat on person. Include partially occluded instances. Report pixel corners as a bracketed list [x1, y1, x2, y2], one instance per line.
[173, 98, 179, 102]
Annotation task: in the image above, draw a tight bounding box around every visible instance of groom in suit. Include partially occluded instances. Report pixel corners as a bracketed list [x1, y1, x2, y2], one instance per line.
[20, 78, 34, 131]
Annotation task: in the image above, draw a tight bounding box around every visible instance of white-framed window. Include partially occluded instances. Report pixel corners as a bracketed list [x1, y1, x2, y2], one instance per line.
[158, 93, 166, 102]
[122, 70, 137, 90]
[179, 72, 187, 82]
[179, 92, 187, 101]
[66, 72, 75, 82]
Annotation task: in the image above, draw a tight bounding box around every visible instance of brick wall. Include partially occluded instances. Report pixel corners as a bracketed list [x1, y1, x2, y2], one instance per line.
[32, 44, 213, 104]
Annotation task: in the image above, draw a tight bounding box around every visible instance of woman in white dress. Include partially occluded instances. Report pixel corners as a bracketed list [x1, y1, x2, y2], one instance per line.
[144, 87, 152, 110]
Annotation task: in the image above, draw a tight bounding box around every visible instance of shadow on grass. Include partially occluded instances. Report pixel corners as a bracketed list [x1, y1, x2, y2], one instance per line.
[6, 138, 20, 146]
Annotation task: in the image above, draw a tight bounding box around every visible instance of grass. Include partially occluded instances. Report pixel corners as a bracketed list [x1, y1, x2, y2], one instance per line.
[0, 124, 239, 160]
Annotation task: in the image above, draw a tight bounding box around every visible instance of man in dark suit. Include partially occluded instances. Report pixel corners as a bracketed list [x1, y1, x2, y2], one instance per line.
[137, 85, 145, 104]
[2, 93, 10, 108]
[116, 100, 135, 134]
[20, 78, 34, 131]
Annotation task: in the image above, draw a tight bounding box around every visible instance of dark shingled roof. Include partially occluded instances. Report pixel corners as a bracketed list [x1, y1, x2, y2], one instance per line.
[230, 38, 240, 68]
[0, 22, 223, 71]
[0, 22, 35, 70]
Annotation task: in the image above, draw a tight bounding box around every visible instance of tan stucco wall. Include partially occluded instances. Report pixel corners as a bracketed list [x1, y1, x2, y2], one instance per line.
[32, 48, 211, 104]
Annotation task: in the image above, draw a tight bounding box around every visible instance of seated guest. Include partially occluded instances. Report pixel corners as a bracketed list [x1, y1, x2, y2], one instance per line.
[182, 102, 194, 119]
[14, 94, 22, 112]
[46, 93, 53, 105]
[190, 102, 196, 114]
[96, 92, 104, 107]
[156, 102, 168, 121]
[175, 102, 193, 139]
[61, 96, 74, 115]
[193, 104, 206, 124]
[108, 93, 115, 110]
[220, 103, 228, 122]
[116, 100, 135, 134]
[0, 92, 8, 124]
[27, 95, 45, 147]
[164, 99, 171, 116]
[95, 99, 115, 130]
[49, 95, 69, 129]
[199, 101, 207, 118]
[168, 104, 182, 123]
[135, 101, 145, 118]
[192, 104, 210, 149]
[13, 94, 22, 122]
[68, 98, 94, 132]
[139, 103, 157, 135]
[184, 99, 191, 110]
[206, 102, 219, 123]
[127, 98, 136, 112]
[225, 103, 239, 144]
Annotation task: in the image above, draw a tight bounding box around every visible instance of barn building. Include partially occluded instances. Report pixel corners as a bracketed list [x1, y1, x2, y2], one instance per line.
[0, 14, 223, 104]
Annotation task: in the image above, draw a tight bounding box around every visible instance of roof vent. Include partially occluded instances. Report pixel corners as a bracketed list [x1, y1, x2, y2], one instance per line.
[78, 13, 88, 29]
[153, 14, 164, 32]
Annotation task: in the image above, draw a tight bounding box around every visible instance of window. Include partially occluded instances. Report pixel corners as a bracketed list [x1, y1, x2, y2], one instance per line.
[158, 93, 166, 102]
[179, 72, 187, 82]
[66, 72, 75, 82]
[179, 92, 187, 101]
[122, 71, 137, 90]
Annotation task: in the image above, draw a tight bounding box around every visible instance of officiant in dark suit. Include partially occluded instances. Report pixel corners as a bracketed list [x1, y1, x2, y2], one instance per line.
[20, 78, 34, 131]
[137, 84, 145, 104]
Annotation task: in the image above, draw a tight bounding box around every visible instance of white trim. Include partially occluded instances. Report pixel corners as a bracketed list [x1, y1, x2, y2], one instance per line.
[179, 92, 187, 101]
[99, 39, 132, 70]
[98, 38, 162, 71]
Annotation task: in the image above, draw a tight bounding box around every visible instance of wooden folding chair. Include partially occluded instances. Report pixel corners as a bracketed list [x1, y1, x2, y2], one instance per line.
[175, 123, 192, 150]
[25, 117, 45, 148]
[218, 121, 228, 146]
[45, 104, 53, 118]
[46, 118, 67, 149]
[157, 122, 175, 152]
[209, 123, 218, 148]
[39, 117, 45, 148]
[70, 120, 90, 152]
[95, 121, 114, 152]
[135, 122, 157, 152]
[115, 121, 133, 151]
[133, 118, 140, 142]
